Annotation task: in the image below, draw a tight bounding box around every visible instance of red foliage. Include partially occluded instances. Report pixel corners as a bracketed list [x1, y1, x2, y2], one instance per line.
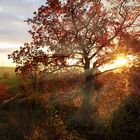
[0, 84, 10, 102]
[128, 67, 140, 96]
[8, 0, 140, 77]
[46, 73, 82, 93]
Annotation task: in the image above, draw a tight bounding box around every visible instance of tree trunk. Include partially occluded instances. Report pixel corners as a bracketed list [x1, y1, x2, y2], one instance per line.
[31, 70, 37, 92]
[82, 68, 94, 116]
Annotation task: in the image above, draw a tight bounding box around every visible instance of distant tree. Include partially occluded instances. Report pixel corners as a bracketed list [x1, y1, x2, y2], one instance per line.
[3, 72, 10, 79]
[9, 0, 140, 115]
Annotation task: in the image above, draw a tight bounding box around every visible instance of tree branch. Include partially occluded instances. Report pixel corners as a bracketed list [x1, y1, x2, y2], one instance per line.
[94, 66, 125, 76]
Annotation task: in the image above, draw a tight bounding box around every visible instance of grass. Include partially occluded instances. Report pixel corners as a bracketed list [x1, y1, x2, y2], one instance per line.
[0, 67, 15, 78]
[0, 67, 20, 95]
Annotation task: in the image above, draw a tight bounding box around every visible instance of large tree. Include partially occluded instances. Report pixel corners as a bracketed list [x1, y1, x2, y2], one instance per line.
[10, 0, 140, 114]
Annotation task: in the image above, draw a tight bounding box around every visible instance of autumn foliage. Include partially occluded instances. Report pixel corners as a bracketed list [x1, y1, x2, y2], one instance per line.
[0, 84, 10, 102]
[0, 1, 140, 140]
[5, 1, 140, 138]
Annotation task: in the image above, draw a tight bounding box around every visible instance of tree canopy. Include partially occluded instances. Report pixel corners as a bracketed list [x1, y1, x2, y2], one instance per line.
[9, 0, 140, 75]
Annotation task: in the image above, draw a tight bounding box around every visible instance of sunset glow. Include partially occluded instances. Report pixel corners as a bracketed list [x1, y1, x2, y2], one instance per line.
[111, 54, 135, 70]
[114, 55, 129, 67]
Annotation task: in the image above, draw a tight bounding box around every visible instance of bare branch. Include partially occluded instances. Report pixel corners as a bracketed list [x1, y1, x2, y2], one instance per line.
[125, 13, 140, 28]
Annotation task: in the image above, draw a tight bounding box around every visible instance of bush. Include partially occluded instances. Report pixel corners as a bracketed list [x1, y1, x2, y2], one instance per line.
[106, 95, 140, 140]
[3, 72, 10, 79]
[0, 84, 10, 103]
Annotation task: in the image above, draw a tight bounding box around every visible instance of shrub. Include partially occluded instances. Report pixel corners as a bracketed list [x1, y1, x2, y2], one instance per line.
[106, 95, 140, 140]
[0, 84, 10, 103]
[3, 72, 10, 79]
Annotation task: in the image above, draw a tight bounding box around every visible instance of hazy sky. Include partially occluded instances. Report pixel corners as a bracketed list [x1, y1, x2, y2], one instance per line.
[0, 0, 45, 67]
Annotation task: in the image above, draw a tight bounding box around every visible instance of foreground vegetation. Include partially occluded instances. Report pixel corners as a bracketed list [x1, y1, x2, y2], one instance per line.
[0, 67, 140, 140]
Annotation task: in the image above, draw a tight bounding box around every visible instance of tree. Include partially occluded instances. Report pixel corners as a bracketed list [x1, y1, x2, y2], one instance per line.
[3, 72, 10, 79]
[9, 0, 140, 115]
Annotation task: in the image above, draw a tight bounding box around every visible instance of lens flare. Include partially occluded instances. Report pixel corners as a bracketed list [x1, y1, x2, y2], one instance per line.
[114, 56, 128, 66]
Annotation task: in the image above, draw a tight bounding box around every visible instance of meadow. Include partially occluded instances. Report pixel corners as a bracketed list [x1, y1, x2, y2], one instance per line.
[0, 67, 20, 95]
[0, 67, 15, 77]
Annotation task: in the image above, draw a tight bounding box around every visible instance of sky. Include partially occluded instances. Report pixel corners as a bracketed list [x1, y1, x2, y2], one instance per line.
[0, 0, 45, 67]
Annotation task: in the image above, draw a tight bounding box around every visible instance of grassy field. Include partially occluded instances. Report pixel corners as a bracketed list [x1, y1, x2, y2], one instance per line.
[0, 67, 15, 77]
[0, 67, 20, 94]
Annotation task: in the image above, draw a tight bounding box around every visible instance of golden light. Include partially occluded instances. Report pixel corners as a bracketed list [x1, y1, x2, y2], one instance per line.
[100, 54, 135, 72]
[114, 55, 128, 67]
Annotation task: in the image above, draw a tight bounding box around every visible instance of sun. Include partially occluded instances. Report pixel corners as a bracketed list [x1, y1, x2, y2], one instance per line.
[100, 54, 135, 72]
[114, 55, 128, 67]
